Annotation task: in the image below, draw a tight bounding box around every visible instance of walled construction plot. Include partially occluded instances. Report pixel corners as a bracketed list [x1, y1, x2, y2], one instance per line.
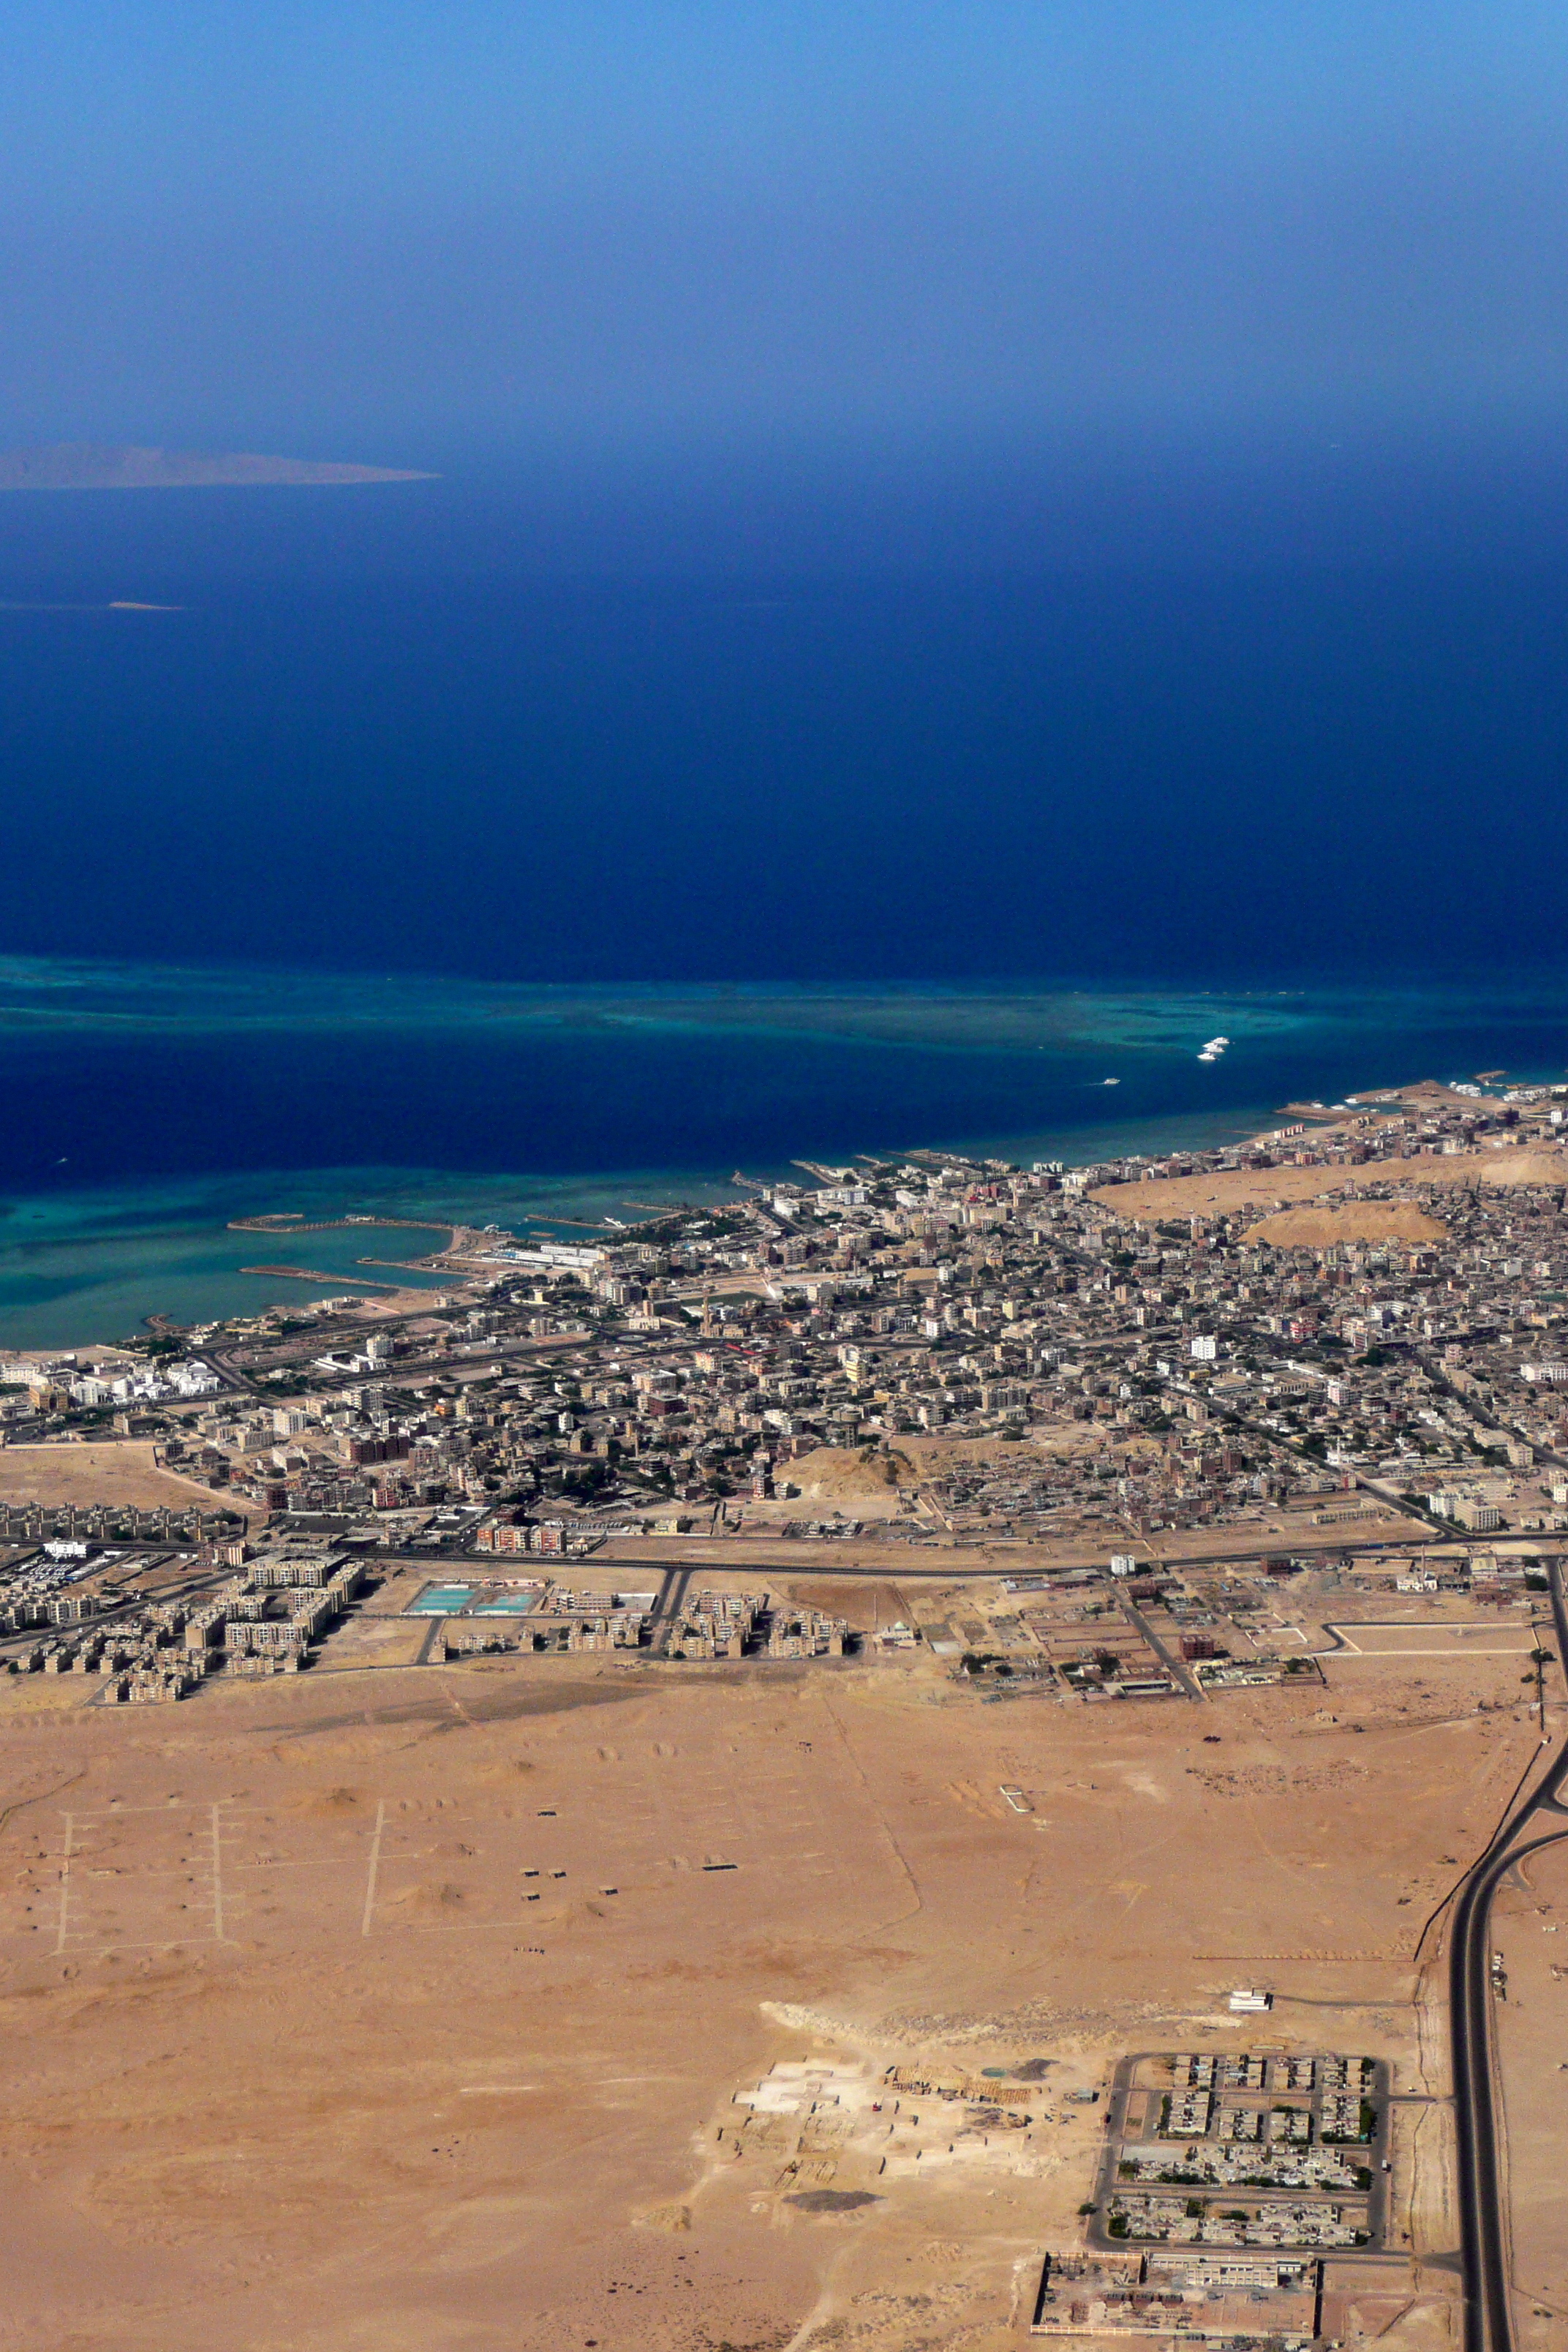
[1326, 1621, 1540, 1658]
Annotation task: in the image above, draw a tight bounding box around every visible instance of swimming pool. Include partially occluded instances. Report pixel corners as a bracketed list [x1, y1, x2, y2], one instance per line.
[406, 1583, 475, 1616]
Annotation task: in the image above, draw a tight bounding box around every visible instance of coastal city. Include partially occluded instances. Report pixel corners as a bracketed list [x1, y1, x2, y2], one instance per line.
[3, 1072, 1567, 2352]
[12, 11, 1568, 2345]
[3, 1074, 1567, 1689]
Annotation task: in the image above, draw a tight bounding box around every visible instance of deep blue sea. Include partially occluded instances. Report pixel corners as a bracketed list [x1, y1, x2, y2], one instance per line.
[1, 469, 1567, 1342]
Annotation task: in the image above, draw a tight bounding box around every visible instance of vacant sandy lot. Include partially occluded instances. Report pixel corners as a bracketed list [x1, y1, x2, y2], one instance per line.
[1329, 1619, 1539, 1657]
[899, 1428, 1134, 1474]
[0, 1441, 216, 1512]
[1096, 1145, 1568, 1222]
[0, 1626, 1551, 2349]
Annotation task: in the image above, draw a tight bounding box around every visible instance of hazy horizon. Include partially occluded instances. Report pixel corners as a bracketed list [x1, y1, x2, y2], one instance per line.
[6, 6, 1568, 475]
[6, 8, 1568, 993]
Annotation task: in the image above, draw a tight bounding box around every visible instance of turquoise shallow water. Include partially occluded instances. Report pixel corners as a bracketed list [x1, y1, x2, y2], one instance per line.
[0, 1184, 453, 1349]
[0, 958, 1564, 1348]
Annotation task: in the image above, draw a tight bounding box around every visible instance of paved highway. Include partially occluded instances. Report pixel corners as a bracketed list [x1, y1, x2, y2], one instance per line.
[644, 1564, 693, 1655]
[1447, 1558, 1568, 2352]
[1117, 1589, 1205, 1702]
[361, 1530, 1440, 1583]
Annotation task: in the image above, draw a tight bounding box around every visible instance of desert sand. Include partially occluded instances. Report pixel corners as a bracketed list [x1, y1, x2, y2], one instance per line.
[1491, 1838, 1568, 2352]
[0, 1627, 1550, 2349]
[0, 1441, 219, 1512]
[783, 1444, 916, 1515]
[1096, 1145, 1568, 1222]
[1242, 1200, 1450, 1248]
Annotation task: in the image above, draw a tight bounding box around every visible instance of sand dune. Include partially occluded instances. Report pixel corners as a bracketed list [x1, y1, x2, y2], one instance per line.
[1097, 1143, 1568, 1221]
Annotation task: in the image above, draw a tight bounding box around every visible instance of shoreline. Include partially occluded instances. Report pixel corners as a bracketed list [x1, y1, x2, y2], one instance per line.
[0, 1060, 1561, 1353]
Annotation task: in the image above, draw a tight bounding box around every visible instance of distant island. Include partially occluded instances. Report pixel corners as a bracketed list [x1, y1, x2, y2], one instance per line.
[0, 444, 435, 490]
